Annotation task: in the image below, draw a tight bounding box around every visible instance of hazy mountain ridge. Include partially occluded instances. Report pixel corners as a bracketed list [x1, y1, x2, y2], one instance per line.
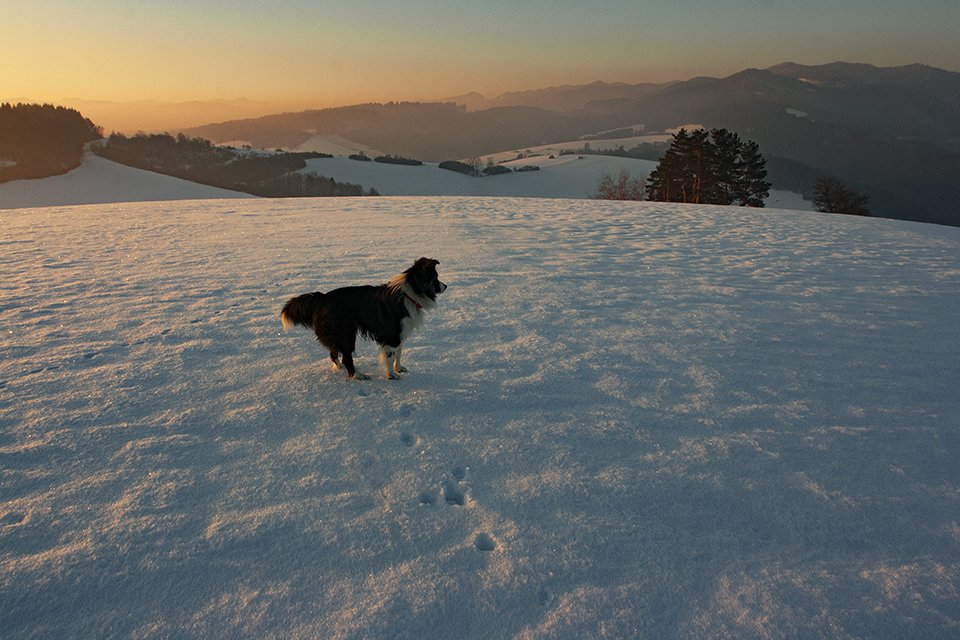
[183, 102, 616, 163]
[450, 80, 669, 112]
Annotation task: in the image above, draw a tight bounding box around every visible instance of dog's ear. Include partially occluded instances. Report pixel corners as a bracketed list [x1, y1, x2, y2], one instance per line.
[416, 257, 439, 269]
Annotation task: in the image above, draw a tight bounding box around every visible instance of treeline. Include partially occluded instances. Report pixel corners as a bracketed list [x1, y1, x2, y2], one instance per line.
[0, 103, 102, 182]
[568, 141, 668, 162]
[94, 133, 376, 197]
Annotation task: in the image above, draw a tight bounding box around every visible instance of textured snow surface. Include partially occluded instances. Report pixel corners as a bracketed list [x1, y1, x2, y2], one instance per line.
[1, 197, 958, 638]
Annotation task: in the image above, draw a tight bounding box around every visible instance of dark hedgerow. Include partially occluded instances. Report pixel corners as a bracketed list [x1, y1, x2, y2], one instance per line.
[438, 160, 478, 176]
[374, 154, 423, 166]
[482, 165, 512, 176]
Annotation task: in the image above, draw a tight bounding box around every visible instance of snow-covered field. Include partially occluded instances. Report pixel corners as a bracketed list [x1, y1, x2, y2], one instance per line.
[303, 153, 663, 200]
[0, 152, 811, 211]
[0, 154, 254, 210]
[2, 197, 958, 638]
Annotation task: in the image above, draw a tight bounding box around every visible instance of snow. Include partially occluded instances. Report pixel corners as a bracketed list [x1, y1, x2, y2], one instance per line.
[1, 151, 810, 211]
[302, 155, 806, 209]
[481, 134, 672, 164]
[2, 196, 958, 638]
[304, 154, 662, 200]
[291, 133, 386, 158]
[0, 153, 255, 210]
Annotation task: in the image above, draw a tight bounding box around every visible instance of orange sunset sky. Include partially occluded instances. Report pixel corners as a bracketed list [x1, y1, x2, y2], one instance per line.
[3, 0, 958, 129]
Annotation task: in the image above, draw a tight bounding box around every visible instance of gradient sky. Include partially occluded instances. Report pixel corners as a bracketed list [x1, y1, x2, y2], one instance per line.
[3, 0, 959, 108]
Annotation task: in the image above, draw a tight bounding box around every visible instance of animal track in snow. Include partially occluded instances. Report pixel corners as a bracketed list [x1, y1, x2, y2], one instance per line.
[473, 532, 497, 551]
[442, 467, 470, 506]
[1, 512, 25, 526]
[399, 432, 417, 447]
[538, 586, 554, 606]
[443, 479, 467, 506]
[418, 467, 471, 507]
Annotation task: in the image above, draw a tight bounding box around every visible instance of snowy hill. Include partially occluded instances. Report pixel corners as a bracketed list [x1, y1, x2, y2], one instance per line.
[1, 197, 958, 638]
[1, 151, 811, 210]
[0, 152, 254, 209]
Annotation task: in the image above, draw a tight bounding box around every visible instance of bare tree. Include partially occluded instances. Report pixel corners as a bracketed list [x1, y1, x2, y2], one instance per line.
[813, 177, 871, 216]
[595, 168, 645, 201]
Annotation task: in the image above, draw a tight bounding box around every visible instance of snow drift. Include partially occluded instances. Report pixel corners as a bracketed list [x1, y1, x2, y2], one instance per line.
[1, 197, 958, 638]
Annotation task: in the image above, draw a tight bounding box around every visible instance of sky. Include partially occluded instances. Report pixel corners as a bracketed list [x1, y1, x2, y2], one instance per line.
[2, 0, 959, 110]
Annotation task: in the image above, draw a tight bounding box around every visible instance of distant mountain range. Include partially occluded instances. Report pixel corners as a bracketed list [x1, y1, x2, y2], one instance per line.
[441, 80, 667, 112]
[180, 62, 960, 226]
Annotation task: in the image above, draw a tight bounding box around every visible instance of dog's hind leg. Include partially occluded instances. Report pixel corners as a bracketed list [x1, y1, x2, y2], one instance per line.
[341, 351, 369, 380]
[329, 349, 342, 371]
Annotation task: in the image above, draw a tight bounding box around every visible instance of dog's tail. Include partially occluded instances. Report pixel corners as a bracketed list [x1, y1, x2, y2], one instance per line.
[281, 292, 324, 332]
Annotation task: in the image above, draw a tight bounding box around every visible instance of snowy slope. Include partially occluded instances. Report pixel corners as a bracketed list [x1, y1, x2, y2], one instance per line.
[0, 153, 255, 210]
[1, 198, 958, 639]
[301, 153, 655, 199]
[1, 152, 810, 211]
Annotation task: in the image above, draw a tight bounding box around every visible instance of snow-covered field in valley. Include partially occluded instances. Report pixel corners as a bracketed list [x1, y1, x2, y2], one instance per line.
[1, 197, 958, 638]
[0, 151, 811, 211]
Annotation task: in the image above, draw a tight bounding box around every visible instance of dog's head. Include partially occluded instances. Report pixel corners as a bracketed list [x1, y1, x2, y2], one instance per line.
[406, 257, 447, 300]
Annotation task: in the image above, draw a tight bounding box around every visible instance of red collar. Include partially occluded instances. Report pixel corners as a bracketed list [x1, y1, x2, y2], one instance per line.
[404, 293, 423, 310]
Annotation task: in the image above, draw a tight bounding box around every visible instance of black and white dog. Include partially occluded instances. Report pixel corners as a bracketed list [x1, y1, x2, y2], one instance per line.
[281, 257, 446, 379]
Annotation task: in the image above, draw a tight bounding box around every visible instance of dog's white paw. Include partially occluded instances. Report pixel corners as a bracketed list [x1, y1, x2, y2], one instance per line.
[394, 365, 408, 374]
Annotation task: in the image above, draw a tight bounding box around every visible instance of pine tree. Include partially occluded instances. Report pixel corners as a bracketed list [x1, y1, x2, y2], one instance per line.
[736, 140, 771, 207]
[709, 128, 742, 205]
[644, 128, 713, 203]
[645, 128, 689, 202]
[687, 128, 713, 204]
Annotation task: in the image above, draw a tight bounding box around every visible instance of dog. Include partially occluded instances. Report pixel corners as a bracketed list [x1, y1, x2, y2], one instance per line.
[281, 257, 446, 379]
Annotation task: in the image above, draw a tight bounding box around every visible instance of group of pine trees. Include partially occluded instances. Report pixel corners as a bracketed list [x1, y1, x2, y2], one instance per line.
[644, 128, 770, 206]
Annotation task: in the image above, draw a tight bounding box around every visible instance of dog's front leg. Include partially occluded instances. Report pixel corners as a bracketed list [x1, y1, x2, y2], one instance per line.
[378, 345, 400, 379]
[393, 344, 408, 374]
